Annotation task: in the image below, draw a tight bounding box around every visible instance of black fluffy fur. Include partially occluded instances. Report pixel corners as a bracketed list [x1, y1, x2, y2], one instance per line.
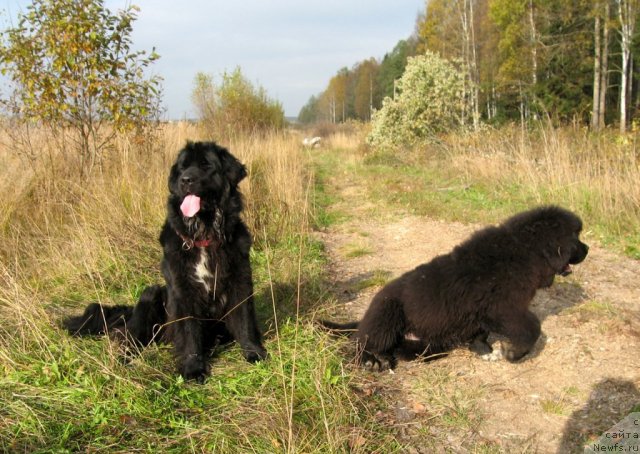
[320, 206, 589, 370]
[63, 141, 267, 382]
[63, 285, 167, 347]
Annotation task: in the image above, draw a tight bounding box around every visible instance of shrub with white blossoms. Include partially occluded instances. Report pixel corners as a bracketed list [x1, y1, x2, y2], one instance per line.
[367, 51, 472, 149]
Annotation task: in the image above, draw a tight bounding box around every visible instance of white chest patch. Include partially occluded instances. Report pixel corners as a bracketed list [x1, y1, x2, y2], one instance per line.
[194, 249, 214, 293]
[404, 332, 421, 342]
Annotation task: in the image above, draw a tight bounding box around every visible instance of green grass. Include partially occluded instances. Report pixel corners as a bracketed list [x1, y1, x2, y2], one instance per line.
[311, 151, 351, 229]
[540, 398, 571, 416]
[361, 157, 537, 224]
[563, 386, 581, 397]
[0, 132, 404, 453]
[0, 319, 401, 452]
[317, 148, 534, 228]
[568, 300, 617, 318]
[342, 243, 373, 259]
[576, 300, 617, 317]
[0, 231, 402, 453]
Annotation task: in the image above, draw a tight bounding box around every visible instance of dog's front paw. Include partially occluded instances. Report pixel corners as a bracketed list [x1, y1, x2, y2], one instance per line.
[502, 346, 529, 363]
[181, 355, 208, 383]
[243, 344, 267, 363]
[484, 341, 529, 363]
[469, 338, 493, 356]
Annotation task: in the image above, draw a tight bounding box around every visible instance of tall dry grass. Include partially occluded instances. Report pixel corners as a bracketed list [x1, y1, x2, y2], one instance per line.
[0, 124, 311, 289]
[440, 124, 640, 241]
[0, 122, 324, 352]
[0, 123, 399, 453]
[231, 133, 312, 246]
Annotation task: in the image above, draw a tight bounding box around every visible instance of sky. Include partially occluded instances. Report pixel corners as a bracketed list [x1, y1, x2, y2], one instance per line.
[0, 0, 424, 119]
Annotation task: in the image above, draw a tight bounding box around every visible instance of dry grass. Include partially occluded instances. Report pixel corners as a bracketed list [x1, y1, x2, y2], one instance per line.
[443, 124, 640, 238]
[323, 126, 368, 152]
[0, 122, 271, 348]
[231, 133, 313, 246]
[353, 121, 640, 257]
[0, 124, 312, 288]
[3, 118, 637, 451]
[0, 123, 400, 453]
[0, 120, 316, 336]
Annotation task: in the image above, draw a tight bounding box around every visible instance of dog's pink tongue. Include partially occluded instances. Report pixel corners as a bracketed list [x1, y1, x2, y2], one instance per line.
[180, 195, 201, 217]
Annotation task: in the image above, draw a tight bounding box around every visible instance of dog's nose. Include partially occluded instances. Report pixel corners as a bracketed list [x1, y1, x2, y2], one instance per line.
[181, 175, 193, 185]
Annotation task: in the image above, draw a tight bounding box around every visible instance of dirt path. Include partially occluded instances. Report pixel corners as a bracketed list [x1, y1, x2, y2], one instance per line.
[316, 176, 640, 452]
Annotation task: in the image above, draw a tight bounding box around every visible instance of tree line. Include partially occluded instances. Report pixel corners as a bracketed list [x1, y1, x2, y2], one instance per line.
[299, 0, 640, 133]
[298, 38, 417, 125]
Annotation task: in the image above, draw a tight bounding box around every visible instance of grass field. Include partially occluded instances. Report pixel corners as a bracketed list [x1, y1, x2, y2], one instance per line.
[1, 121, 638, 452]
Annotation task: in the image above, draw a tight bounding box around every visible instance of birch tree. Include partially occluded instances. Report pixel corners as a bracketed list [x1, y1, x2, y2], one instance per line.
[600, 2, 610, 129]
[457, 0, 481, 129]
[616, 0, 639, 133]
[593, 7, 603, 130]
[592, 1, 612, 130]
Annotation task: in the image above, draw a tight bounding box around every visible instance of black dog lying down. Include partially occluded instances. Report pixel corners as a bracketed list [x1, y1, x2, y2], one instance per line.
[64, 142, 267, 382]
[321, 206, 589, 370]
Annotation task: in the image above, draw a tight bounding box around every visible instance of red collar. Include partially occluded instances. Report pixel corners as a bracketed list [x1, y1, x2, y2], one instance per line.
[176, 230, 219, 251]
[193, 238, 213, 248]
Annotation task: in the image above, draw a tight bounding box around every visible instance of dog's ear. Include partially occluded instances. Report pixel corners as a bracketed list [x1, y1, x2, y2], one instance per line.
[219, 147, 247, 187]
[541, 223, 579, 273]
[167, 152, 183, 195]
[542, 241, 570, 272]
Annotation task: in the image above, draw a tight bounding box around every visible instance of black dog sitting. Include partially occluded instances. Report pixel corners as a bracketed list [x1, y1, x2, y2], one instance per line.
[64, 141, 267, 382]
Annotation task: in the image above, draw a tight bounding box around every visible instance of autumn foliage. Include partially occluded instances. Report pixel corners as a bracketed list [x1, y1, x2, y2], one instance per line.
[367, 52, 471, 148]
[191, 68, 285, 140]
[0, 0, 162, 173]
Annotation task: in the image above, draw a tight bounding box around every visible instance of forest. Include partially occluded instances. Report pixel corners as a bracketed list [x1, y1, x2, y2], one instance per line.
[299, 0, 639, 133]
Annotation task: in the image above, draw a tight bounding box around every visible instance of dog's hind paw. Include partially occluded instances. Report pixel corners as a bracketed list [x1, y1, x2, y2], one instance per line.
[361, 352, 396, 371]
[481, 349, 503, 362]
